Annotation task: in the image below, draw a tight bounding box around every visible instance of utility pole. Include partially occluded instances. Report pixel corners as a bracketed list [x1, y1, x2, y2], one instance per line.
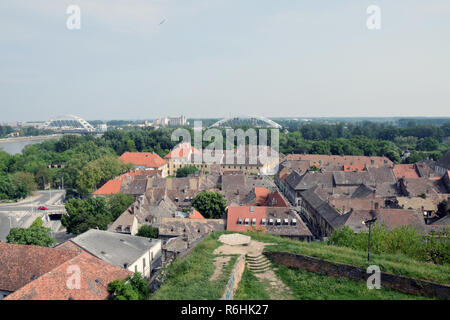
[363, 217, 377, 262]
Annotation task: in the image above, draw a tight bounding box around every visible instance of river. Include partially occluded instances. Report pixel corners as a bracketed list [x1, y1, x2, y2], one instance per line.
[0, 135, 63, 155]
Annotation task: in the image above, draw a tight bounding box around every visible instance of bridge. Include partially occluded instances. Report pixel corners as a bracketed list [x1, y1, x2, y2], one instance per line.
[209, 116, 282, 129]
[43, 115, 99, 134]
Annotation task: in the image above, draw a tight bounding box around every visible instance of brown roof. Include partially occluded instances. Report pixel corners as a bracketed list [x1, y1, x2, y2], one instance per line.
[393, 164, 420, 179]
[285, 154, 393, 167]
[4, 252, 131, 300]
[0, 243, 79, 292]
[341, 209, 427, 233]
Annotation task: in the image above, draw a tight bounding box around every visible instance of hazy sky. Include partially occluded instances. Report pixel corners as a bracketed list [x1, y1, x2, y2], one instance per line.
[1, 0, 449, 122]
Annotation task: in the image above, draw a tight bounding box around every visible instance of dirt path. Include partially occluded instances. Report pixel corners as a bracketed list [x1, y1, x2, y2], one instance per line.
[254, 269, 294, 300]
[209, 256, 231, 281]
[212, 234, 294, 299]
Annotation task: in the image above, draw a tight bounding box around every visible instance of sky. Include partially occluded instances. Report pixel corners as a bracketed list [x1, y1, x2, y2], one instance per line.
[0, 0, 449, 122]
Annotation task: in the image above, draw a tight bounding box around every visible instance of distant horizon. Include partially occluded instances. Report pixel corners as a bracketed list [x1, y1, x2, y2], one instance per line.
[3, 115, 450, 125]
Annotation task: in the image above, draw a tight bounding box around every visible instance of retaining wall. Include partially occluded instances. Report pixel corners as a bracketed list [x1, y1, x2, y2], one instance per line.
[264, 251, 450, 299]
[221, 255, 246, 300]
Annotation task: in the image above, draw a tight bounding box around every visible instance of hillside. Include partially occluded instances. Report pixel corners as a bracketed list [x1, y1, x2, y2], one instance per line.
[150, 231, 448, 300]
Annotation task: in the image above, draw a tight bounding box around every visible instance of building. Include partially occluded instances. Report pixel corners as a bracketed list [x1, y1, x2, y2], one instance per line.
[59, 229, 162, 278]
[4, 252, 131, 300]
[226, 205, 313, 241]
[93, 169, 161, 196]
[435, 151, 450, 176]
[284, 154, 393, 168]
[0, 242, 130, 300]
[157, 217, 225, 242]
[0, 242, 78, 299]
[119, 152, 168, 177]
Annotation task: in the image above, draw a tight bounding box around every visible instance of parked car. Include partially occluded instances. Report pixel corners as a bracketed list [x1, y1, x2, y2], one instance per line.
[37, 206, 49, 210]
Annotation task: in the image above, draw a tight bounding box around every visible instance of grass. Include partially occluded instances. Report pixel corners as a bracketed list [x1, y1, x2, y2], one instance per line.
[150, 233, 238, 300]
[274, 264, 431, 300]
[234, 267, 270, 300]
[239, 231, 450, 285]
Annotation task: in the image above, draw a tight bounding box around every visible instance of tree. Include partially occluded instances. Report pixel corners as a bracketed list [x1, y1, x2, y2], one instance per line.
[176, 165, 199, 177]
[437, 200, 449, 218]
[191, 191, 227, 219]
[7, 218, 56, 247]
[108, 193, 135, 220]
[12, 171, 38, 193]
[108, 273, 150, 300]
[137, 225, 159, 239]
[62, 197, 111, 235]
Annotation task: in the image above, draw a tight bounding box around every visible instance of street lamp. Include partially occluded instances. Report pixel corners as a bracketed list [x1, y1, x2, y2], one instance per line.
[362, 217, 377, 262]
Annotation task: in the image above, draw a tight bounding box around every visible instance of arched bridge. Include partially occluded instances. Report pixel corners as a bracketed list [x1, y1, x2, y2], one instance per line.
[210, 116, 282, 129]
[43, 115, 96, 133]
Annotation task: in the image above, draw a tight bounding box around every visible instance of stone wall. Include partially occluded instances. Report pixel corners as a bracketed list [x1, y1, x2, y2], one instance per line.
[221, 255, 246, 300]
[264, 251, 450, 299]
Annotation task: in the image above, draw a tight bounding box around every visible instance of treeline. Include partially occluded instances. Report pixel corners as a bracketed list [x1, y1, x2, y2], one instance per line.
[0, 125, 53, 138]
[278, 121, 450, 163]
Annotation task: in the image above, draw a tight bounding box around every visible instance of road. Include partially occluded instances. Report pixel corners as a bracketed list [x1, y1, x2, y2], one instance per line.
[0, 190, 66, 242]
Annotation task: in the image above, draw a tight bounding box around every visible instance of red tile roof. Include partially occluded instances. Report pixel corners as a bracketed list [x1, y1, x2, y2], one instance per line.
[393, 164, 420, 179]
[189, 209, 205, 219]
[164, 143, 201, 159]
[266, 190, 289, 207]
[226, 206, 267, 233]
[93, 179, 122, 195]
[120, 152, 167, 168]
[0, 242, 79, 292]
[4, 252, 131, 300]
[254, 187, 270, 206]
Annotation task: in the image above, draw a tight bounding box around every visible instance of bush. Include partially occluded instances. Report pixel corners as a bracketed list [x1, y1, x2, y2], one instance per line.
[137, 225, 159, 239]
[108, 273, 150, 300]
[176, 165, 198, 177]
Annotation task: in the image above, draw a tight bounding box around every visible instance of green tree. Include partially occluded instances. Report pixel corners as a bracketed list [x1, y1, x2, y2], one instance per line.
[108, 193, 135, 220]
[12, 171, 38, 193]
[108, 273, 150, 300]
[176, 165, 199, 177]
[7, 218, 56, 247]
[191, 191, 227, 219]
[62, 197, 111, 235]
[437, 200, 449, 218]
[136, 225, 159, 239]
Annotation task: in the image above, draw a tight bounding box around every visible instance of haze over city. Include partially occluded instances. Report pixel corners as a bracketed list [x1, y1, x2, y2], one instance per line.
[1, 0, 450, 122]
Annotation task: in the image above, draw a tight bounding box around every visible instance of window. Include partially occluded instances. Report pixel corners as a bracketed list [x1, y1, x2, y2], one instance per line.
[252, 218, 256, 226]
[244, 218, 250, 226]
[143, 258, 146, 269]
[135, 265, 138, 272]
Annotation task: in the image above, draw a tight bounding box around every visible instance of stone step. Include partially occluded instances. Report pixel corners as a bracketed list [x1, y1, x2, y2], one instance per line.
[246, 259, 271, 267]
